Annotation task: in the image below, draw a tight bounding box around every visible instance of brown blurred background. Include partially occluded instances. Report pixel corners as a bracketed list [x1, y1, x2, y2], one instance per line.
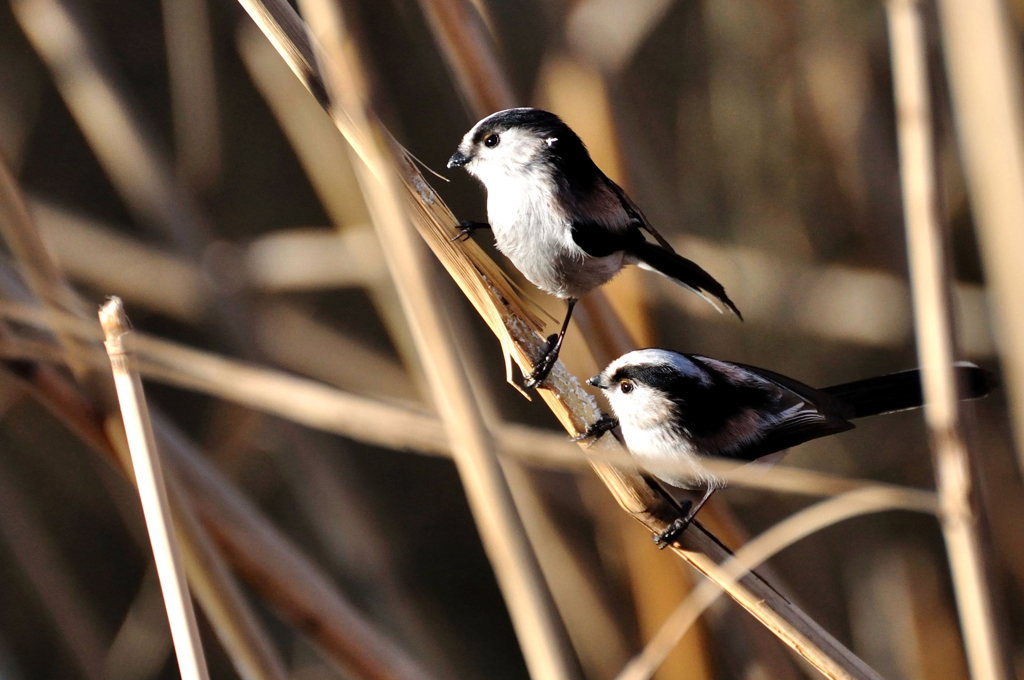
[0, 0, 1020, 678]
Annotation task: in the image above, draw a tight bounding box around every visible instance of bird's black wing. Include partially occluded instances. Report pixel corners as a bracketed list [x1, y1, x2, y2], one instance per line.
[603, 175, 676, 251]
[570, 176, 742, 318]
[686, 355, 854, 462]
[569, 218, 644, 257]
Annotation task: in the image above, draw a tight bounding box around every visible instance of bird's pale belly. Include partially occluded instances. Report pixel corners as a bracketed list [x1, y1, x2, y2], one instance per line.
[493, 231, 624, 300]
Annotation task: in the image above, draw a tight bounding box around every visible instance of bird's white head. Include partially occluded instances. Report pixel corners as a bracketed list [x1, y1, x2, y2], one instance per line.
[588, 349, 710, 427]
[447, 108, 587, 189]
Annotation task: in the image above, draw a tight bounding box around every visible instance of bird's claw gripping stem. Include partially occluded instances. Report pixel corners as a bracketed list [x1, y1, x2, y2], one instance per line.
[571, 413, 619, 444]
[450, 220, 489, 242]
[653, 501, 695, 549]
[523, 334, 560, 388]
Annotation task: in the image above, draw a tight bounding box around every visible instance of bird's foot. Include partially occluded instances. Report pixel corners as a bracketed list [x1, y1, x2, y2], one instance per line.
[450, 220, 489, 242]
[524, 334, 560, 389]
[653, 501, 695, 550]
[571, 413, 619, 444]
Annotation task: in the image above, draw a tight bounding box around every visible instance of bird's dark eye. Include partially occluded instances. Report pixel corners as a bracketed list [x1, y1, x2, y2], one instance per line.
[483, 133, 500, 148]
[619, 380, 634, 394]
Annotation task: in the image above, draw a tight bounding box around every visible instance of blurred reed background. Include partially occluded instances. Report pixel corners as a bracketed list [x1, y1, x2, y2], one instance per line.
[0, 0, 1021, 678]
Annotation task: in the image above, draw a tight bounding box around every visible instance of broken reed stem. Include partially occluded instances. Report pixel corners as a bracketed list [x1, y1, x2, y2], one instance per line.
[99, 297, 210, 680]
[885, 2, 1009, 678]
[0, 154, 289, 679]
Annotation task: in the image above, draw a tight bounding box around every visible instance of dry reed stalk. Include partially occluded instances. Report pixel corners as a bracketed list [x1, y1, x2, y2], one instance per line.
[935, 0, 1024, 473]
[0, 164, 417, 678]
[0, 171, 291, 680]
[0, 298, 943, 508]
[619, 486, 936, 680]
[233, 2, 888, 677]
[297, 2, 579, 677]
[235, 24, 430, 401]
[6, 349, 435, 680]
[99, 298, 211, 680]
[886, 2, 1009, 678]
[162, 473, 291, 680]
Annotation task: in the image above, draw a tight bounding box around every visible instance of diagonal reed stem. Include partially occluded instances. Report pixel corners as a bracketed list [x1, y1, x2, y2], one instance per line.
[221, 1, 885, 676]
[295, 1, 579, 677]
[619, 487, 936, 680]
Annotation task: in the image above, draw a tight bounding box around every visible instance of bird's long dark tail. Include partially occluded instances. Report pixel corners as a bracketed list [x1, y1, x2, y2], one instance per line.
[627, 241, 743, 319]
[822, 362, 995, 419]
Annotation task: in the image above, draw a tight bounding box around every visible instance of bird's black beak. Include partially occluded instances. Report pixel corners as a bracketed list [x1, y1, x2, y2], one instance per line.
[587, 374, 606, 389]
[447, 150, 469, 169]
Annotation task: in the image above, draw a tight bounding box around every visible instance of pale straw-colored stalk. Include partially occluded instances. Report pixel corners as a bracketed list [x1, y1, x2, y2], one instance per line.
[8, 337, 431, 680]
[100, 298, 210, 680]
[0, 270, 427, 679]
[886, 1, 1009, 678]
[0, 157, 290, 680]
[935, 0, 1024, 474]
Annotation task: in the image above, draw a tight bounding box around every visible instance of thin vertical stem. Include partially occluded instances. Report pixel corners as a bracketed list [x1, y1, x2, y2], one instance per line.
[100, 298, 211, 680]
[935, 0, 1024, 474]
[885, 2, 1008, 679]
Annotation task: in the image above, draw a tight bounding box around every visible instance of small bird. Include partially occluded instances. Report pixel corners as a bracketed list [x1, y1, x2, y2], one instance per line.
[583, 349, 994, 546]
[447, 108, 741, 388]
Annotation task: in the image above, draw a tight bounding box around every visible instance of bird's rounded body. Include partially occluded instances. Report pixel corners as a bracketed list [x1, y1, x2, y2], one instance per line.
[483, 165, 628, 299]
[599, 350, 781, 489]
[449, 108, 740, 386]
[588, 348, 993, 494]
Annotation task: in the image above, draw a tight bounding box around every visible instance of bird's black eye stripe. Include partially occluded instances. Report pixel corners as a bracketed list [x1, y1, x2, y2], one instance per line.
[484, 133, 500, 148]
[612, 364, 703, 394]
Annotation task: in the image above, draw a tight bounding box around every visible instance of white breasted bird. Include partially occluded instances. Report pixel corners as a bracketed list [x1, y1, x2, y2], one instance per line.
[584, 349, 994, 546]
[447, 108, 741, 388]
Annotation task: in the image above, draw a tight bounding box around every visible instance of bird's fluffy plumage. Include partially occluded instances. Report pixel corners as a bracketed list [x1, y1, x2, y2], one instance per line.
[590, 349, 992, 490]
[450, 108, 741, 311]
